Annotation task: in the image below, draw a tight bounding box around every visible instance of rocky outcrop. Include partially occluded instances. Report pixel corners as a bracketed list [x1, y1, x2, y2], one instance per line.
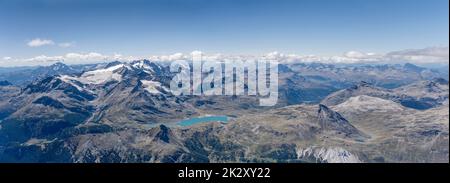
[318, 104, 368, 140]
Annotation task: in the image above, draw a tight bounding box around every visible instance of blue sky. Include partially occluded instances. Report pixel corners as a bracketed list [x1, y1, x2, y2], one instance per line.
[0, 0, 448, 66]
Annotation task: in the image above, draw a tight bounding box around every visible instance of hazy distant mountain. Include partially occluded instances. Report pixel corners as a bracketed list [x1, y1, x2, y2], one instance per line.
[287, 62, 447, 89]
[0, 62, 81, 86]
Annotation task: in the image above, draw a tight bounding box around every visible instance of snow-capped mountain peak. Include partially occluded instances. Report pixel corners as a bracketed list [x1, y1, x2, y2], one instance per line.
[64, 63, 126, 85]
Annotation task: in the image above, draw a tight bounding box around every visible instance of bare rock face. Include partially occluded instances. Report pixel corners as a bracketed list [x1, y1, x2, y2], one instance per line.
[151, 125, 173, 143]
[317, 104, 368, 141]
[296, 146, 361, 163]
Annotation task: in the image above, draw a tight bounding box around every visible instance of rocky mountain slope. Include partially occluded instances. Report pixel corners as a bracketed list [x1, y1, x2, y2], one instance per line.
[0, 60, 448, 163]
[321, 79, 448, 110]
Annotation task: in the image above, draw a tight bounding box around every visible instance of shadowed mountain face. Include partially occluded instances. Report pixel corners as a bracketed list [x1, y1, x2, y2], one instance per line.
[318, 104, 368, 141]
[0, 81, 12, 86]
[0, 61, 448, 163]
[0, 84, 20, 119]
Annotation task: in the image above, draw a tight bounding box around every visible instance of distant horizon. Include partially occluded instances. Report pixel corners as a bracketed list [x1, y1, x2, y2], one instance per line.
[0, 53, 449, 70]
[1, 0, 448, 67]
[0, 46, 448, 68]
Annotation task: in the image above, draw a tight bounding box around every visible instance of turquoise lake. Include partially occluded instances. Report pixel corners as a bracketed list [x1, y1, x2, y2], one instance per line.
[177, 116, 228, 126]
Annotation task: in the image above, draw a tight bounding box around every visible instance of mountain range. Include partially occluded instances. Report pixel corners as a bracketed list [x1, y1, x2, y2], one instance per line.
[0, 61, 448, 162]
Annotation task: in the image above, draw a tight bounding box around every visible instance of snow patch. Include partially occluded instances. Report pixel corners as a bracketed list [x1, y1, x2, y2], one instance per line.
[132, 60, 154, 73]
[59, 75, 85, 91]
[297, 146, 361, 163]
[141, 80, 166, 94]
[78, 64, 124, 84]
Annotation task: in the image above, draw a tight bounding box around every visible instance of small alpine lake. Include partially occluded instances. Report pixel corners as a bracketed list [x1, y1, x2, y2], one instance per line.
[177, 115, 228, 127]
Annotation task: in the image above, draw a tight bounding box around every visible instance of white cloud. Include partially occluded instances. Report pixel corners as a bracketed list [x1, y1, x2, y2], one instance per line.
[385, 47, 449, 64]
[65, 52, 107, 61]
[147, 51, 227, 62]
[261, 47, 448, 64]
[146, 47, 449, 64]
[149, 52, 188, 61]
[25, 55, 63, 63]
[0, 52, 142, 67]
[167, 53, 185, 60]
[343, 51, 380, 60]
[191, 50, 203, 56]
[20, 52, 116, 64]
[27, 38, 55, 47]
[261, 51, 379, 64]
[264, 51, 286, 60]
[0, 53, 171, 67]
[58, 42, 74, 48]
[27, 38, 75, 48]
[1, 46, 448, 67]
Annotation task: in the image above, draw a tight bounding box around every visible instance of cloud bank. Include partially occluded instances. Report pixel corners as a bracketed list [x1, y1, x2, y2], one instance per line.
[261, 47, 448, 64]
[1, 47, 448, 67]
[385, 47, 449, 64]
[0, 52, 141, 67]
